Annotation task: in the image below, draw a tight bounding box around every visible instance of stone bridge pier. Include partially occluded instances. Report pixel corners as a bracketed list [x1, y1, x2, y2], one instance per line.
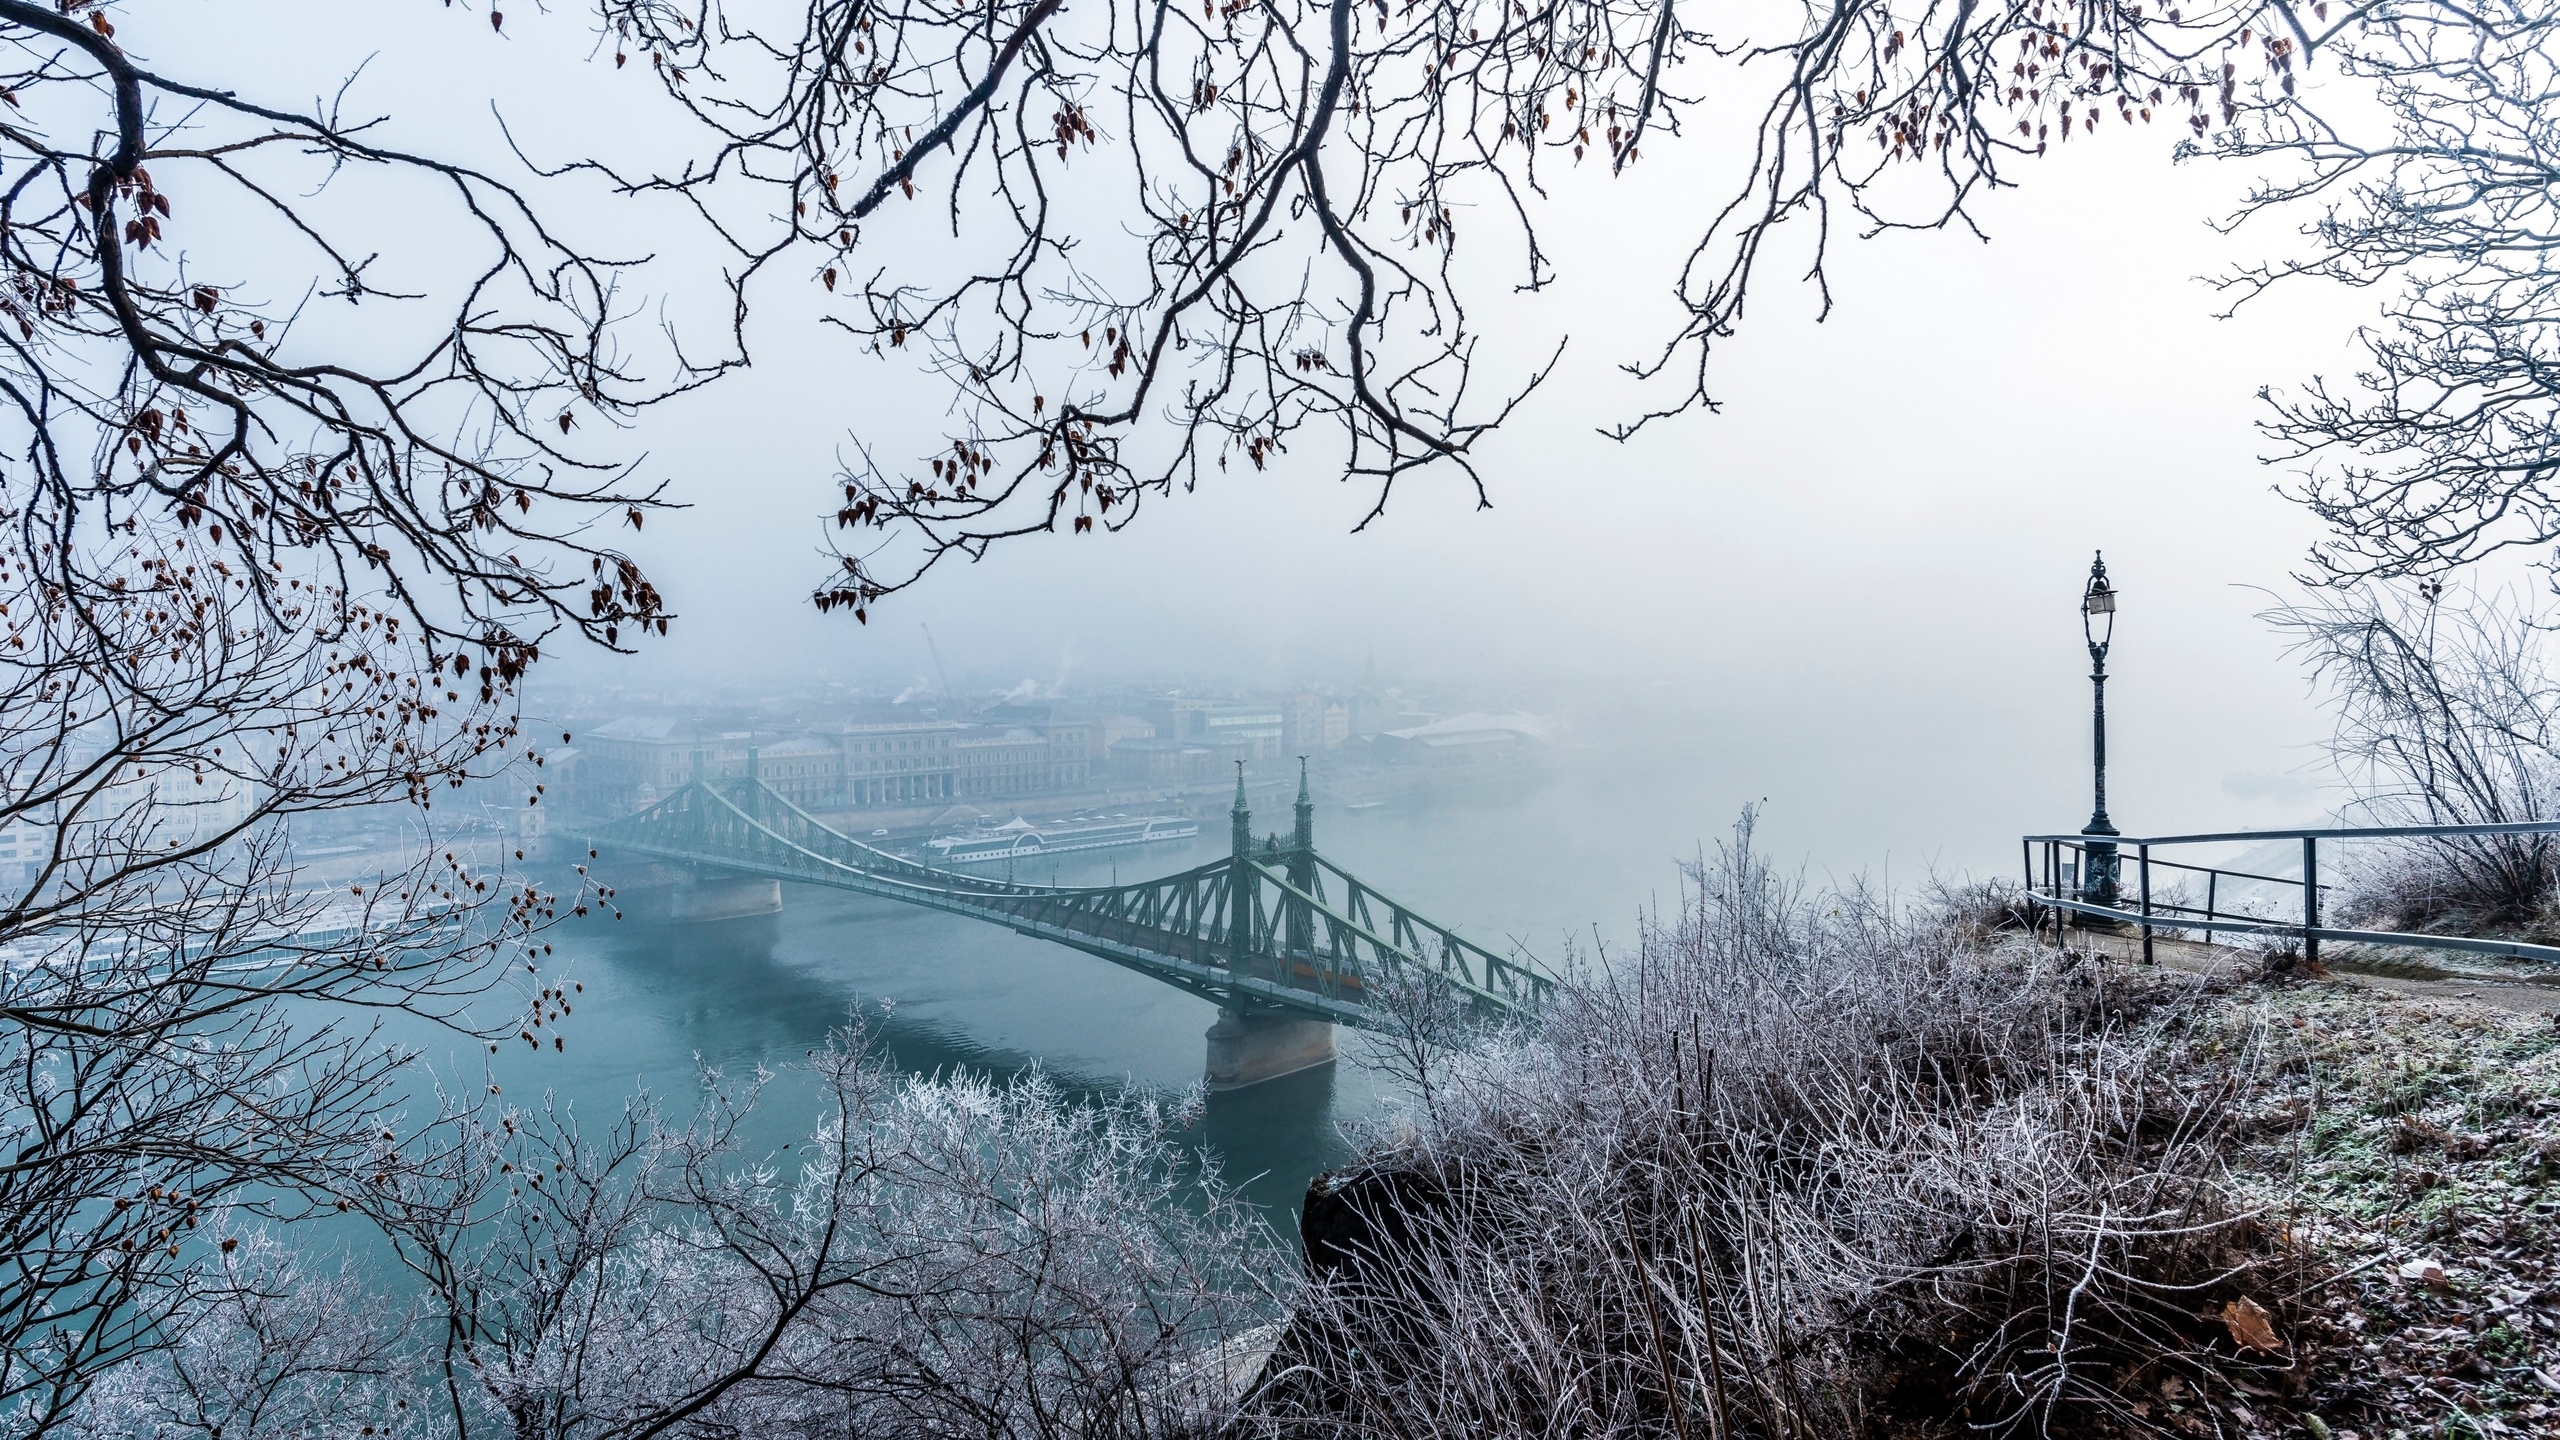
[1203, 1008, 1336, 1091]
[667, 873, 784, 923]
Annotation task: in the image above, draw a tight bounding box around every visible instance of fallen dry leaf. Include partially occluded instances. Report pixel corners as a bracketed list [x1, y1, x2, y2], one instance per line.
[2396, 1256, 2448, 1288]
[2220, 1296, 2283, 1353]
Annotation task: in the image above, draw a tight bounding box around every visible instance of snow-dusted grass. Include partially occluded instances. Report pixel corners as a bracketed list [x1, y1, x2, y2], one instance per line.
[2210, 982, 2560, 1434]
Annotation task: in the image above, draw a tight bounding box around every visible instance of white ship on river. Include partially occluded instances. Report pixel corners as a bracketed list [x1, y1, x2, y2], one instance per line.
[922, 813, 1200, 866]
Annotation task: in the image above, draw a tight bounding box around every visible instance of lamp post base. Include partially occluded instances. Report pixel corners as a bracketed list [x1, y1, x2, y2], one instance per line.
[2080, 835, 2121, 908]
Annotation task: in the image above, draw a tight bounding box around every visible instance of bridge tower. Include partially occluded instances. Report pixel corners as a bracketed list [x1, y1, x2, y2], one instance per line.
[1205, 761, 1336, 1090]
[1285, 758, 1315, 956]
[1230, 762, 1253, 860]
[1225, 762, 1255, 975]
[667, 742, 782, 923]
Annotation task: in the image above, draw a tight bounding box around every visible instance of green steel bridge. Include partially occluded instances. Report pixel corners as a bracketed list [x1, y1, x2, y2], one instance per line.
[563, 763, 1553, 1048]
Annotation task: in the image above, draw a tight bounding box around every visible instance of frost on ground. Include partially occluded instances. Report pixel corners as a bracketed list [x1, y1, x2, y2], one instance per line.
[2207, 976, 2560, 1436]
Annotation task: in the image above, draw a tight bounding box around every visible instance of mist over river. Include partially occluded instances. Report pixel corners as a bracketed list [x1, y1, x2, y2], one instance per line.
[411, 731, 2067, 1228]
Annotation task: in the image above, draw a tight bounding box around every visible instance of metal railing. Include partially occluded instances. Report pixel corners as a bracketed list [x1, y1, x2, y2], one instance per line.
[2021, 821, 2560, 967]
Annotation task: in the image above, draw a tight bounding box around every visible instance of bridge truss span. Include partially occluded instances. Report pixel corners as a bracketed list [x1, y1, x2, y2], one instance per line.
[564, 761, 1553, 1031]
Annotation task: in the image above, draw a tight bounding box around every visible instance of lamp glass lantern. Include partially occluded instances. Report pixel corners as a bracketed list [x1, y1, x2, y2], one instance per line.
[2083, 570, 2117, 639]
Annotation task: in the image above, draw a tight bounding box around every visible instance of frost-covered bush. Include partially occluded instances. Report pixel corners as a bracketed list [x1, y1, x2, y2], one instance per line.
[59, 1239, 422, 1440]
[1917, 873, 2037, 942]
[60, 1021, 1283, 1440]
[2276, 584, 2560, 940]
[2336, 830, 2560, 942]
[1245, 813, 2300, 1439]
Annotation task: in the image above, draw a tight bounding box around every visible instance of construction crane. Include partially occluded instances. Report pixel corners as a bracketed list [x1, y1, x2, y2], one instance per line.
[920, 624, 957, 708]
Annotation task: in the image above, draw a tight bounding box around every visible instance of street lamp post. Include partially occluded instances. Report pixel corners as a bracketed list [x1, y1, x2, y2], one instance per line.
[2080, 552, 2121, 906]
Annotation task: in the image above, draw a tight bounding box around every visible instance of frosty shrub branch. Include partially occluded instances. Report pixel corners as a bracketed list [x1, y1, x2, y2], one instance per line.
[0, 1, 693, 1428]
[1241, 816, 2319, 1437]
[59, 1023, 1280, 1440]
[2272, 581, 2560, 937]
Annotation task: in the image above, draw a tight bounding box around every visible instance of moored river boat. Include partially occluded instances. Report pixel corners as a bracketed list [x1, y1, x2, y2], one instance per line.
[922, 813, 1200, 865]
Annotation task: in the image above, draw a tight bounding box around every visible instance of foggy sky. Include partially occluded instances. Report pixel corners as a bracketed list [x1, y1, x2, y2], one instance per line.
[136, 3, 2407, 879]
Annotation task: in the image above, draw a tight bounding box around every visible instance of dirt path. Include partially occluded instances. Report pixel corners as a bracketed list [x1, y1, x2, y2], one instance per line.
[2057, 924, 2560, 1016]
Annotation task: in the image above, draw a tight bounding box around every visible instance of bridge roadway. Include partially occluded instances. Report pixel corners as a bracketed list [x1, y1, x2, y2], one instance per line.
[561, 760, 1553, 1088]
